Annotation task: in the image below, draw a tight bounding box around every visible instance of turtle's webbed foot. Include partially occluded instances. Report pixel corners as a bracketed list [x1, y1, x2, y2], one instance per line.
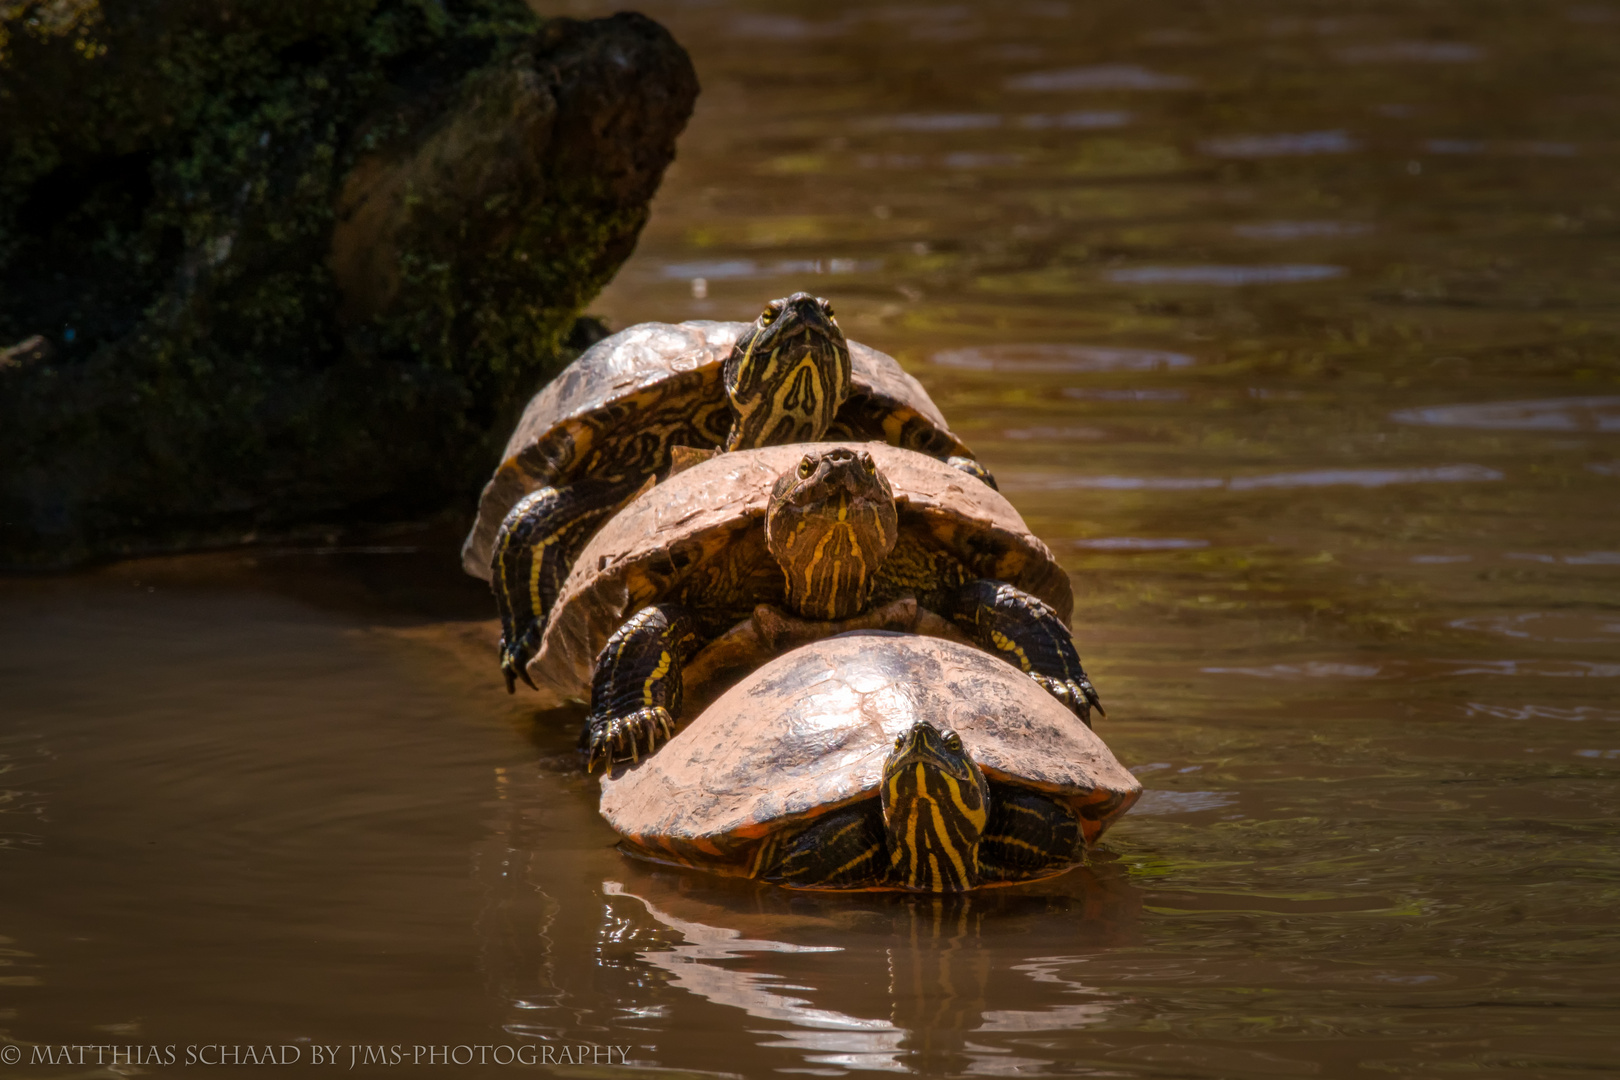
[585, 706, 676, 772]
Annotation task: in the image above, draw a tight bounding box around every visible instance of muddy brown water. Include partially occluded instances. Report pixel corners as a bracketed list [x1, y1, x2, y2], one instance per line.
[5, 1, 1620, 1076]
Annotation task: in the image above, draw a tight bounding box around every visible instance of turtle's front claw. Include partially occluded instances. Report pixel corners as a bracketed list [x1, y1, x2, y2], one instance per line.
[1032, 674, 1104, 727]
[586, 706, 676, 772]
[499, 627, 541, 694]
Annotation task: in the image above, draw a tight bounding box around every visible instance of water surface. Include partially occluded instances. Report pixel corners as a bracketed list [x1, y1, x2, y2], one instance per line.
[4, 0, 1619, 1075]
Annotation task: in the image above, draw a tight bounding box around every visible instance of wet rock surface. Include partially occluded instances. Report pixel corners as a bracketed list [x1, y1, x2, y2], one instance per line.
[0, 1, 697, 568]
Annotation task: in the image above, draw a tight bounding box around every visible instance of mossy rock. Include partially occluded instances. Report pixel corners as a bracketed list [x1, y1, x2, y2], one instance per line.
[0, 1, 698, 568]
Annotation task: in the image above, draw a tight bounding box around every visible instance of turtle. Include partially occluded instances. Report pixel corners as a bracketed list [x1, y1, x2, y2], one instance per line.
[522, 441, 1102, 772]
[598, 632, 1141, 891]
[460, 293, 990, 693]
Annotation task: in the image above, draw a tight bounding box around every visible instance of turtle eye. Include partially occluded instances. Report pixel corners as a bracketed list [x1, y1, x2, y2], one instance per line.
[894, 733, 905, 750]
[860, 451, 876, 475]
[797, 456, 815, 478]
[820, 298, 835, 317]
[759, 307, 776, 326]
[944, 731, 964, 754]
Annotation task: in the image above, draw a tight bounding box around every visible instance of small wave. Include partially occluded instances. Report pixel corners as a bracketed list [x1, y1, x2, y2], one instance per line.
[1017, 110, 1131, 129]
[1131, 790, 1237, 815]
[1233, 220, 1370, 240]
[1201, 130, 1357, 157]
[1006, 64, 1196, 91]
[1062, 388, 1188, 401]
[1202, 662, 1383, 679]
[1390, 397, 1620, 432]
[932, 344, 1194, 373]
[1107, 265, 1344, 285]
[1338, 41, 1484, 63]
[1012, 465, 1500, 491]
[1073, 537, 1209, 551]
[660, 258, 880, 280]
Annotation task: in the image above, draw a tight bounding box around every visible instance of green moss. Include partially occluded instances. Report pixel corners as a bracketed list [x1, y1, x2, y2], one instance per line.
[0, 2, 692, 567]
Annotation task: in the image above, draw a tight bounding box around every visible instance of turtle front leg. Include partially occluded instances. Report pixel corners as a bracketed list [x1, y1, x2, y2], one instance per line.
[582, 604, 701, 772]
[946, 580, 1104, 725]
[491, 478, 641, 694]
[757, 802, 889, 889]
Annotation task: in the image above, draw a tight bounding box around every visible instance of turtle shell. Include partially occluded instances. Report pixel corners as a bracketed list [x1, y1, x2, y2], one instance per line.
[524, 442, 1072, 708]
[599, 632, 1140, 874]
[460, 320, 969, 578]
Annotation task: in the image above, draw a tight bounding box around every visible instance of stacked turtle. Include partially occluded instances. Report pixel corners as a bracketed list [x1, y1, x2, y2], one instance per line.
[465, 293, 1134, 891]
[460, 293, 992, 694]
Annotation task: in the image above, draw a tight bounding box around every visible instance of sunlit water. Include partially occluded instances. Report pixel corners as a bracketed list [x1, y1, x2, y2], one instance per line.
[4, 1, 1619, 1075]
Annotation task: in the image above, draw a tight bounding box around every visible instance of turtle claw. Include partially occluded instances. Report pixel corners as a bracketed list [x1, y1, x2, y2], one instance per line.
[585, 706, 676, 772]
[498, 627, 541, 694]
[1032, 674, 1104, 727]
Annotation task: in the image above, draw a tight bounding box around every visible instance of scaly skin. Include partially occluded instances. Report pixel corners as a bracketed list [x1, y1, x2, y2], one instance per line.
[945, 580, 1104, 726]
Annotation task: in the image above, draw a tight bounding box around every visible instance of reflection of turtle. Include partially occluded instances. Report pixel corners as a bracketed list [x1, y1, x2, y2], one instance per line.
[461, 294, 987, 692]
[599, 633, 1139, 891]
[527, 442, 1099, 770]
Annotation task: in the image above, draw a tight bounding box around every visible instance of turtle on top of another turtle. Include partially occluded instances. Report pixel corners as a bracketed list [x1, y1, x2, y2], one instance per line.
[599, 633, 1140, 892]
[462, 292, 993, 694]
[520, 441, 1101, 772]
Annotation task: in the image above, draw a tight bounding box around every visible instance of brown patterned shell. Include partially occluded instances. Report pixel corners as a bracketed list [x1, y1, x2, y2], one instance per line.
[599, 633, 1141, 872]
[460, 320, 969, 578]
[523, 442, 1073, 708]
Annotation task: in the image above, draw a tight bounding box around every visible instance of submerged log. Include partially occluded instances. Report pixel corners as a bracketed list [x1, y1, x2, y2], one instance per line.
[0, 1, 697, 568]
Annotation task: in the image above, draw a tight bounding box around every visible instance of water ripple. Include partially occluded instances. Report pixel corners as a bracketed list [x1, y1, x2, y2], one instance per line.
[1202, 662, 1383, 679]
[1018, 110, 1131, 129]
[1338, 41, 1484, 62]
[933, 343, 1194, 373]
[1014, 465, 1502, 491]
[1006, 64, 1196, 91]
[1107, 265, 1345, 285]
[1390, 397, 1620, 432]
[1132, 790, 1239, 815]
[1201, 130, 1357, 157]
[1234, 220, 1371, 240]
[1073, 537, 1209, 551]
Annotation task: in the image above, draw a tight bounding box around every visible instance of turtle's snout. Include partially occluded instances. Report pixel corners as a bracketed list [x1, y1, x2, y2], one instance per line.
[885, 721, 972, 780]
[793, 448, 879, 498]
[763, 292, 839, 340]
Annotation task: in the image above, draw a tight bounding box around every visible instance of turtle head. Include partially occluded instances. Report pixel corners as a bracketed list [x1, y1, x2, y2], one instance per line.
[765, 446, 898, 620]
[722, 293, 852, 451]
[879, 721, 990, 892]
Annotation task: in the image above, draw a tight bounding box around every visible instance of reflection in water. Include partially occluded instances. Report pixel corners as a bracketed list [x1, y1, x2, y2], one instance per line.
[598, 874, 1135, 1076]
[602, 881, 906, 1073]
